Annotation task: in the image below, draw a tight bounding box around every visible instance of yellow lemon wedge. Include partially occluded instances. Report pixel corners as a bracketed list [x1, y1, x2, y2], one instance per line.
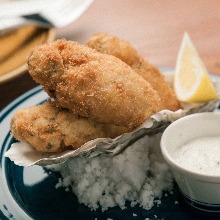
[174, 32, 218, 102]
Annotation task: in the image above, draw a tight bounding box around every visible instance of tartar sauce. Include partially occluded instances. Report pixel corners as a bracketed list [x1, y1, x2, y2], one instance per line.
[172, 136, 220, 175]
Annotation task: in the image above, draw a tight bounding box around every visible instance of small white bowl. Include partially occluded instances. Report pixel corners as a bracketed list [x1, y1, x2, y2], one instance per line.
[160, 112, 220, 212]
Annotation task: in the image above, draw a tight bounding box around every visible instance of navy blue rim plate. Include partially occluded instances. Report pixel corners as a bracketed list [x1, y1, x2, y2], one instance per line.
[1, 70, 220, 220]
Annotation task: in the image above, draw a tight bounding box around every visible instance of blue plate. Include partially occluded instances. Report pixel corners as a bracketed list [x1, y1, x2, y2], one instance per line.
[1, 79, 220, 220]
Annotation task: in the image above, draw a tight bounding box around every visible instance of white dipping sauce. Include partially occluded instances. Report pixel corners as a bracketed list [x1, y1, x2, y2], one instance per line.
[173, 136, 220, 175]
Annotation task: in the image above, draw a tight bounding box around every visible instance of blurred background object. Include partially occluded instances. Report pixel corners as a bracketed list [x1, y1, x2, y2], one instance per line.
[0, 0, 93, 84]
[0, 26, 55, 83]
[0, 0, 94, 30]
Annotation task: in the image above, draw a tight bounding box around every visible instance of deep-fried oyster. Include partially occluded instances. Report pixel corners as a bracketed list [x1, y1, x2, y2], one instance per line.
[28, 39, 163, 129]
[10, 101, 129, 152]
[87, 33, 181, 111]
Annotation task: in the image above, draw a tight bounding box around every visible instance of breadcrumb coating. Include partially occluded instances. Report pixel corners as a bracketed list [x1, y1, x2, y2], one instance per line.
[28, 39, 163, 129]
[10, 101, 129, 152]
[87, 33, 181, 111]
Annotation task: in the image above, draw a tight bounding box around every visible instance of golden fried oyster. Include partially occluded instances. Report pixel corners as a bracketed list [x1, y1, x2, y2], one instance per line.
[10, 101, 129, 152]
[87, 33, 181, 111]
[28, 39, 163, 129]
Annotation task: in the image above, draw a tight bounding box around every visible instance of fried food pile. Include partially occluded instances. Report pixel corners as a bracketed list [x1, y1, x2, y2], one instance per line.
[11, 34, 181, 152]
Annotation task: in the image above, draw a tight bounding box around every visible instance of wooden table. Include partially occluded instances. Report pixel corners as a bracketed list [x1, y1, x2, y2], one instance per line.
[1, 0, 220, 110]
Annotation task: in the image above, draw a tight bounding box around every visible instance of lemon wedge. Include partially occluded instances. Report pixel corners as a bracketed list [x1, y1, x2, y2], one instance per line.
[174, 32, 218, 102]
